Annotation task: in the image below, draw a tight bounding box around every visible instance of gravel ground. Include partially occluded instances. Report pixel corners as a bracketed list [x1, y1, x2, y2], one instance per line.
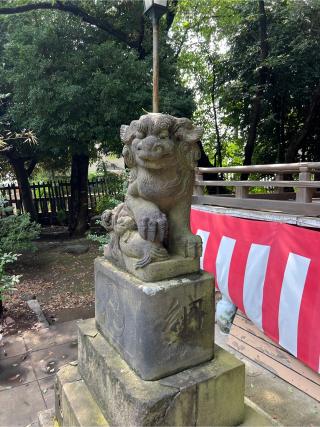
[1, 238, 100, 336]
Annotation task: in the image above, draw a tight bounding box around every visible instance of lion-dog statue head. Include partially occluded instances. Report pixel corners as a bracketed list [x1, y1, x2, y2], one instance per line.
[120, 113, 202, 172]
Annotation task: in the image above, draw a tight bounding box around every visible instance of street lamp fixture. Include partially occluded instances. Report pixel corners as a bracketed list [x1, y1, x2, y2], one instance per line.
[144, 0, 168, 20]
[143, 0, 168, 113]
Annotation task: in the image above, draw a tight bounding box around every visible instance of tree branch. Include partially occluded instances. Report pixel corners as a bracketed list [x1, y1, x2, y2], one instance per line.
[166, 0, 179, 32]
[0, 1, 140, 51]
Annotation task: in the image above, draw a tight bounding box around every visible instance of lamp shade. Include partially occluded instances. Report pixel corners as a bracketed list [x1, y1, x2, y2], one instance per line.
[143, 0, 168, 19]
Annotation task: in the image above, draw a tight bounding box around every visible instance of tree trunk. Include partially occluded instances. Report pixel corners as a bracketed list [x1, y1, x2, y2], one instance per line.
[210, 71, 222, 168]
[241, 0, 269, 179]
[197, 142, 229, 195]
[69, 153, 89, 236]
[285, 85, 320, 163]
[242, 95, 261, 171]
[10, 157, 37, 221]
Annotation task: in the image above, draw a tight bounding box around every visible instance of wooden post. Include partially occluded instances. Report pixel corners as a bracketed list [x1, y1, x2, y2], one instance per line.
[152, 15, 160, 113]
[235, 186, 249, 199]
[193, 170, 204, 196]
[296, 166, 312, 203]
[275, 172, 285, 194]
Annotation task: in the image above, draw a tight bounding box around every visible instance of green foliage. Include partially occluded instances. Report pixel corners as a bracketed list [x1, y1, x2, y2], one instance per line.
[173, 0, 320, 165]
[0, 252, 21, 303]
[1, 3, 194, 174]
[87, 230, 110, 252]
[0, 213, 40, 254]
[94, 166, 128, 214]
[103, 171, 126, 199]
[95, 196, 121, 215]
[56, 209, 67, 226]
[0, 210, 39, 314]
[0, 194, 13, 217]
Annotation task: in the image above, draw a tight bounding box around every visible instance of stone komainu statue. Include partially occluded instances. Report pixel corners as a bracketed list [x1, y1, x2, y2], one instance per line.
[101, 113, 204, 281]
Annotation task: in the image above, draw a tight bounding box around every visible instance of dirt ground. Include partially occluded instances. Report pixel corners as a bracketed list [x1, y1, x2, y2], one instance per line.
[1, 238, 100, 336]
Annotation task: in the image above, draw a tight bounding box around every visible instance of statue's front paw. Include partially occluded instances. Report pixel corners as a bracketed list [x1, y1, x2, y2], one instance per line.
[138, 212, 168, 242]
[176, 234, 202, 258]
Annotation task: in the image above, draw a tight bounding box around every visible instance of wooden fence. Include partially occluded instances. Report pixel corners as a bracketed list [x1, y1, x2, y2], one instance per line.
[193, 162, 320, 217]
[0, 178, 109, 223]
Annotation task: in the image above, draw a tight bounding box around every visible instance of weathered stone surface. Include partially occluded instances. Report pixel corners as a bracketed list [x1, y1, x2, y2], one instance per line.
[55, 363, 82, 426]
[62, 380, 108, 427]
[160, 348, 245, 427]
[95, 258, 214, 380]
[241, 398, 281, 426]
[55, 364, 108, 427]
[78, 318, 245, 426]
[27, 299, 50, 327]
[101, 113, 204, 281]
[122, 253, 199, 282]
[63, 244, 89, 255]
[62, 380, 109, 427]
[38, 408, 55, 427]
[104, 246, 200, 282]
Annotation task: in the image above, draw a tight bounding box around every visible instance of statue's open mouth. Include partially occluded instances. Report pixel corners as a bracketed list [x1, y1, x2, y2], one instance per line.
[138, 151, 173, 161]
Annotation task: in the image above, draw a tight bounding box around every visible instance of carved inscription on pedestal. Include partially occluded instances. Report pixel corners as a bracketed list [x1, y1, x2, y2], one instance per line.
[96, 272, 125, 338]
[163, 297, 205, 346]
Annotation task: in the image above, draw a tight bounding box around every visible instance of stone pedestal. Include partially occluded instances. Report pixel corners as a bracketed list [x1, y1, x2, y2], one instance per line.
[54, 259, 248, 426]
[55, 319, 245, 427]
[95, 258, 214, 380]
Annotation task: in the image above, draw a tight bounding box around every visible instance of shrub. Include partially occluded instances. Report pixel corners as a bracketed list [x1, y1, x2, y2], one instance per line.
[0, 213, 40, 254]
[0, 253, 21, 317]
[56, 209, 67, 226]
[87, 229, 110, 251]
[95, 195, 122, 215]
[94, 170, 128, 215]
[0, 213, 40, 317]
[0, 194, 13, 217]
[104, 171, 125, 198]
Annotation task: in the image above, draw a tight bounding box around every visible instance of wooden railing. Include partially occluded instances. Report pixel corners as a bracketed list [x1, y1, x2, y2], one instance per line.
[193, 162, 320, 216]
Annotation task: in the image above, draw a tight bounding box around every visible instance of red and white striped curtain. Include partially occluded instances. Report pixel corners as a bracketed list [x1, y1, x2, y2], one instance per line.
[191, 207, 320, 373]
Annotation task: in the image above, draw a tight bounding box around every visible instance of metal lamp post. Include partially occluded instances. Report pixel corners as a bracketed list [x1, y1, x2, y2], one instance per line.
[143, 0, 168, 113]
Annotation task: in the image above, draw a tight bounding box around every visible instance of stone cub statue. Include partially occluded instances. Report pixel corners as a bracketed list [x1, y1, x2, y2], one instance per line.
[102, 113, 203, 274]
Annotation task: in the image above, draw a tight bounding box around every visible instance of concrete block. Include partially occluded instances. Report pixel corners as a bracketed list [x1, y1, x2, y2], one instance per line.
[95, 258, 214, 380]
[78, 319, 245, 426]
[0, 381, 46, 427]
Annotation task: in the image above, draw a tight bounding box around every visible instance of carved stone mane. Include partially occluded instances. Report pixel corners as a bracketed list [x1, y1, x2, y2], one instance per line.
[101, 113, 204, 281]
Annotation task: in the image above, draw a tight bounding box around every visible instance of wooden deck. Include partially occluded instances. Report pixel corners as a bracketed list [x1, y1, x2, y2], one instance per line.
[228, 312, 320, 402]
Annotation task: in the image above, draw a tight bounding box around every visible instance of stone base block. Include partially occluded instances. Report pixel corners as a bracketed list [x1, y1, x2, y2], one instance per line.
[37, 408, 55, 427]
[78, 319, 245, 426]
[241, 398, 281, 426]
[95, 258, 215, 380]
[38, 396, 280, 427]
[55, 364, 108, 427]
[55, 363, 81, 426]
